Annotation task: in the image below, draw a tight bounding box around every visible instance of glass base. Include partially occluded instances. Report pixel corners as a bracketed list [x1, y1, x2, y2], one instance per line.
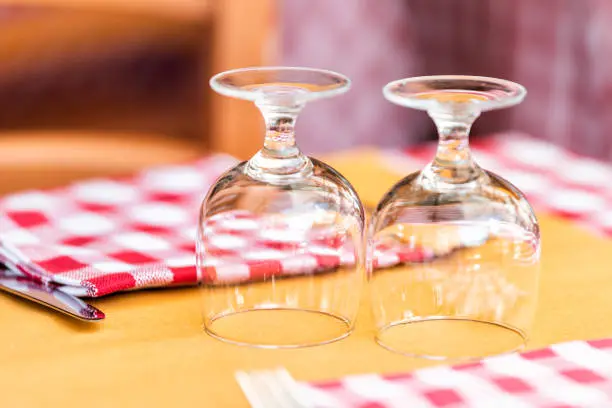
[205, 308, 353, 348]
[376, 317, 526, 361]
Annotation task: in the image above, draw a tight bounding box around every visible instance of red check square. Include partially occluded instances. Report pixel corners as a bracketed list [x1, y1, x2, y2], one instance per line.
[169, 265, 197, 285]
[521, 348, 557, 360]
[424, 389, 464, 406]
[84, 273, 137, 297]
[492, 376, 534, 393]
[37, 256, 88, 274]
[7, 211, 49, 228]
[561, 369, 606, 384]
[61, 236, 99, 246]
[109, 250, 159, 264]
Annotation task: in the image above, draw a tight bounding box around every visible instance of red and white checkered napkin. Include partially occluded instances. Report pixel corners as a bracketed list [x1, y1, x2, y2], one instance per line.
[303, 338, 612, 407]
[0, 155, 239, 297]
[1, 132, 578, 299]
[384, 132, 612, 237]
[0, 154, 446, 298]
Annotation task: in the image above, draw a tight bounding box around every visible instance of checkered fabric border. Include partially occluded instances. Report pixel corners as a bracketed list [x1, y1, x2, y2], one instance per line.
[303, 338, 612, 407]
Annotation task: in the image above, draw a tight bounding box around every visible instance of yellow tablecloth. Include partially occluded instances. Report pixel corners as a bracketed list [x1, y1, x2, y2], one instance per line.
[1, 149, 611, 407]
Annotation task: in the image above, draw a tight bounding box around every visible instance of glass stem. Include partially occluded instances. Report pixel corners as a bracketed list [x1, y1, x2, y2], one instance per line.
[246, 101, 312, 181]
[425, 111, 484, 186]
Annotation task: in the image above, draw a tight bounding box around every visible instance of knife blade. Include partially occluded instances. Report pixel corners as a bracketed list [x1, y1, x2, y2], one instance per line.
[0, 266, 104, 322]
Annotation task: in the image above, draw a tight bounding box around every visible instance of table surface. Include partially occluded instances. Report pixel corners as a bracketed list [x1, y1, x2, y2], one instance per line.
[1, 149, 610, 407]
[0, 131, 204, 194]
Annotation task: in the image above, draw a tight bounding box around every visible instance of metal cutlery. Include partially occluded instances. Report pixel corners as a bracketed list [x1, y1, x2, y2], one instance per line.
[0, 264, 104, 322]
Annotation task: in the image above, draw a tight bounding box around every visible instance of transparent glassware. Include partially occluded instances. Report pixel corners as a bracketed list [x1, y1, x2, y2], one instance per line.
[370, 76, 540, 360]
[197, 67, 365, 348]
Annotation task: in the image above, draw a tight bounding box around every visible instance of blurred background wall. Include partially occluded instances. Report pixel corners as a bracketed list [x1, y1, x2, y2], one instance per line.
[281, 0, 612, 159]
[0, 2, 206, 139]
[0, 0, 612, 184]
[280, 0, 425, 153]
[0, 0, 274, 192]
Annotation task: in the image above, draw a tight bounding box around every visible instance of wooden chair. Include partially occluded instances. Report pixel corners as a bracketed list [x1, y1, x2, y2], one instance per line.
[0, 131, 204, 194]
[206, 0, 277, 159]
[0, 0, 276, 193]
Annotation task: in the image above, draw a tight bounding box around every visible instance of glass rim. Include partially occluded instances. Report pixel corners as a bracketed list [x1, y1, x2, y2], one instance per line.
[383, 75, 527, 112]
[375, 316, 528, 361]
[210, 66, 351, 103]
[204, 307, 354, 348]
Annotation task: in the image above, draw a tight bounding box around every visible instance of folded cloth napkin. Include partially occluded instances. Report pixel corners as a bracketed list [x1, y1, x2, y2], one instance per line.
[0, 155, 430, 297]
[0, 155, 238, 297]
[303, 338, 612, 407]
[0, 153, 487, 298]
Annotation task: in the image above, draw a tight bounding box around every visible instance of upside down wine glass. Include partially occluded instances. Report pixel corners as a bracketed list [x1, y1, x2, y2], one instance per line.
[197, 67, 365, 348]
[370, 76, 540, 360]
